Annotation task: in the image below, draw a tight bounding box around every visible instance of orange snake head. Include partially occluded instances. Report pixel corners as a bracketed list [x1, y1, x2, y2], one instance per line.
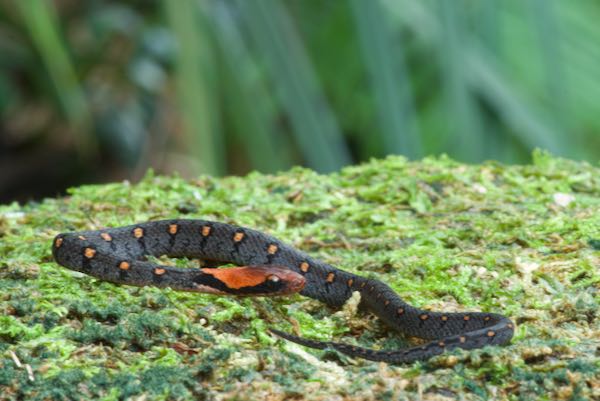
[199, 265, 305, 296]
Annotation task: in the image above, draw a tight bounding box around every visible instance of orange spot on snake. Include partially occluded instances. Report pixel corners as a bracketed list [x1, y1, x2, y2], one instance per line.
[55, 237, 63, 248]
[169, 224, 178, 235]
[397, 307, 405, 315]
[133, 228, 144, 239]
[438, 341, 445, 347]
[487, 330, 495, 337]
[441, 315, 448, 321]
[78, 236, 87, 241]
[300, 262, 309, 273]
[326, 272, 335, 283]
[84, 248, 96, 259]
[201, 226, 211, 237]
[420, 314, 429, 321]
[463, 315, 471, 321]
[507, 323, 514, 329]
[233, 232, 244, 242]
[484, 316, 491, 321]
[267, 244, 278, 255]
[100, 233, 112, 241]
[119, 261, 130, 270]
[347, 278, 354, 287]
[154, 267, 166, 275]
[459, 336, 466, 343]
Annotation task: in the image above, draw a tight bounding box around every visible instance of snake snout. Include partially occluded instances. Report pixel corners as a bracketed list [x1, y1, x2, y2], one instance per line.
[260, 266, 305, 295]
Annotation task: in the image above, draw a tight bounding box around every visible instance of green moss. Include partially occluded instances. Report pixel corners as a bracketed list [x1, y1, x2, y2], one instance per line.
[1, 153, 599, 400]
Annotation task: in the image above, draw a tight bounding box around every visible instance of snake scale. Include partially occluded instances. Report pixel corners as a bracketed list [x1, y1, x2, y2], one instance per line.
[52, 219, 514, 363]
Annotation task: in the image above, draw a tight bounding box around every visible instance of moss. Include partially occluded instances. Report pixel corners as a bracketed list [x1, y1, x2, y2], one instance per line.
[1, 152, 599, 400]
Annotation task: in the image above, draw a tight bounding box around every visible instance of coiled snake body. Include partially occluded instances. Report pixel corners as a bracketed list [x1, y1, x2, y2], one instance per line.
[52, 219, 514, 363]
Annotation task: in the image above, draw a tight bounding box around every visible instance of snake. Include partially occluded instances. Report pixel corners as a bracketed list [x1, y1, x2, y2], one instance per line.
[52, 219, 514, 363]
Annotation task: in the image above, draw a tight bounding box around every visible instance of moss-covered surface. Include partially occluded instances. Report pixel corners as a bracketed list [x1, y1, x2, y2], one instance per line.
[1, 151, 599, 401]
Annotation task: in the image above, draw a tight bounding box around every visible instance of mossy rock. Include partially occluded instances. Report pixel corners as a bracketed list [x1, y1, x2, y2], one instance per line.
[1, 151, 598, 400]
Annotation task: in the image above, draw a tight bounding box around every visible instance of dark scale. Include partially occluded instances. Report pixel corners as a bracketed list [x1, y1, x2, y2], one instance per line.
[52, 218, 514, 364]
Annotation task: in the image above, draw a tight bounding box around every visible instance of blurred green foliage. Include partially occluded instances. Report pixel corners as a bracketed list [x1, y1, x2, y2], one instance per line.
[1, 0, 599, 189]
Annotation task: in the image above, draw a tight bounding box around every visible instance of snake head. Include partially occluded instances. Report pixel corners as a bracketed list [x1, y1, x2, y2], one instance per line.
[199, 265, 305, 296]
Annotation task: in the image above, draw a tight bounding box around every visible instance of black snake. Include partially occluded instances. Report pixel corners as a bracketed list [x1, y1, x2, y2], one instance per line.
[52, 219, 514, 363]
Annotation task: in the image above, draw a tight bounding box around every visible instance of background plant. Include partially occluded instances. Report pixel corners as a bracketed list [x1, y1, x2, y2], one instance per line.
[1, 0, 598, 201]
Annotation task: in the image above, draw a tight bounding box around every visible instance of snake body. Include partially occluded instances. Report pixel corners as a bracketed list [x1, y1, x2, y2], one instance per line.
[52, 219, 514, 363]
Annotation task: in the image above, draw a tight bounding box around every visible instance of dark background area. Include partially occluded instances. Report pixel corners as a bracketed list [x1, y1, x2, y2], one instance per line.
[1, 0, 599, 203]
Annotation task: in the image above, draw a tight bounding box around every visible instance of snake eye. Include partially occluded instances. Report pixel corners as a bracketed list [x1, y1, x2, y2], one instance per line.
[267, 275, 280, 283]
